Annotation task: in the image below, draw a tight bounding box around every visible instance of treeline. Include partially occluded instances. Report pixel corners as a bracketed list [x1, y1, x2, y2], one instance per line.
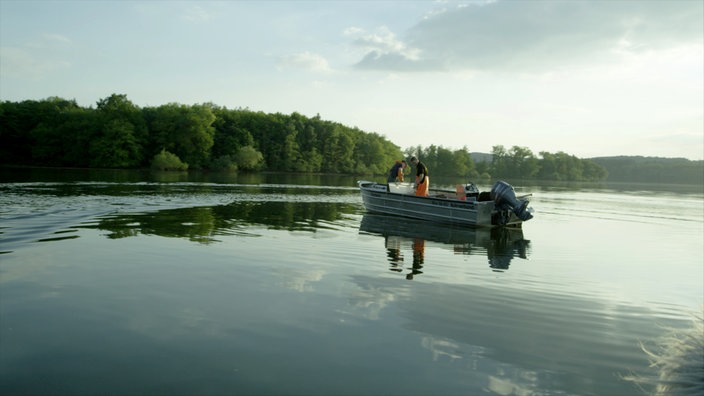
[0, 95, 403, 174]
[403, 144, 608, 181]
[1, 94, 611, 181]
[590, 156, 703, 184]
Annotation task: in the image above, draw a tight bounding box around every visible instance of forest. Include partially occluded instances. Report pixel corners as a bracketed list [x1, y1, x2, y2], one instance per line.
[1, 94, 701, 184]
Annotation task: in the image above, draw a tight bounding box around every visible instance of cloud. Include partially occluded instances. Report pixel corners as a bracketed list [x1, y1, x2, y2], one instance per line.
[278, 51, 331, 73]
[346, 26, 431, 71]
[346, 26, 420, 60]
[353, 0, 704, 72]
[274, 267, 325, 292]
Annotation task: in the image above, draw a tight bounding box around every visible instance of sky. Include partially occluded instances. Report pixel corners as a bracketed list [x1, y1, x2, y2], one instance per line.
[1, 0, 702, 160]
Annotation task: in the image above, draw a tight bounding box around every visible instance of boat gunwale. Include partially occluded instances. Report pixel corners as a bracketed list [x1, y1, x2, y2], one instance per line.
[357, 180, 526, 228]
[358, 181, 493, 205]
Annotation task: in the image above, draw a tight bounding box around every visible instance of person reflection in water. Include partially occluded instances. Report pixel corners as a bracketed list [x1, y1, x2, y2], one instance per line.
[406, 238, 425, 280]
[385, 236, 404, 272]
[383, 236, 425, 279]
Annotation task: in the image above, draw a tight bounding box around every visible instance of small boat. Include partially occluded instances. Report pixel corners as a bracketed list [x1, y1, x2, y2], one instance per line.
[357, 180, 533, 227]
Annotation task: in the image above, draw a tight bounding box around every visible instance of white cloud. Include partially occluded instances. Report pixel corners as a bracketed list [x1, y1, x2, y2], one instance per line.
[278, 51, 331, 73]
[354, 0, 704, 72]
[343, 26, 365, 36]
[346, 26, 426, 70]
[274, 268, 326, 292]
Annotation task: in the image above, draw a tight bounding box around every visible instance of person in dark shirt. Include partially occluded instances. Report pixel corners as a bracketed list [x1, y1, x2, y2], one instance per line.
[410, 156, 429, 196]
[387, 160, 407, 183]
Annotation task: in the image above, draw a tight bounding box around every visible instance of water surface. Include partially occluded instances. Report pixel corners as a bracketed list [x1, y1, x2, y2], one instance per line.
[1, 169, 702, 395]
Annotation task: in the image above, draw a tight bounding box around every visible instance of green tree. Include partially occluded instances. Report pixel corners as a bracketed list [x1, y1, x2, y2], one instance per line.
[491, 145, 509, 178]
[0, 100, 44, 165]
[582, 159, 608, 181]
[453, 148, 477, 179]
[211, 107, 255, 159]
[234, 145, 264, 171]
[508, 146, 539, 179]
[434, 146, 455, 176]
[151, 149, 188, 171]
[242, 111, 285, 170]
[353, 133, 393, 174]
[283, 121, 305, 171]
[333, 128, 357, 173]
[538, 151, 558, 180]
[147, 103, 215, 169]
[539, 151, 586, 181]
[209, 155, 238, 172]
[28, 99, 92, 167]
[91, 94, 146, 168]
[474, 158, 492, 180]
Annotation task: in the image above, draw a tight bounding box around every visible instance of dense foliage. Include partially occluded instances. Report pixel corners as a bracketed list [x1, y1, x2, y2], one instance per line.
[151, 149, 188, 171]
[0, 95, 407, 175]
[2, 95, 699, 184]
[403, 144, 608, 182]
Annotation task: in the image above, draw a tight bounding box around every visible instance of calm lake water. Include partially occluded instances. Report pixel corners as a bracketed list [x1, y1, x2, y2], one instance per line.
[1, 168, 702, 396]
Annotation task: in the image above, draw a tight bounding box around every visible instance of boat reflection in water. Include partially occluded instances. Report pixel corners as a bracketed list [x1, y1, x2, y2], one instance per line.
[359, 213, 530, 279]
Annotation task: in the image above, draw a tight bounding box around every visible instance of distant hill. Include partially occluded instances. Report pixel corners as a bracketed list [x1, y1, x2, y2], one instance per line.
[589, 156, 703, 184]
[469, 152, 703, 185]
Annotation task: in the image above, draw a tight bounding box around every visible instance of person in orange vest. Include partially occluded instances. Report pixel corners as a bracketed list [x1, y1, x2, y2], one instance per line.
[410, 156, 429, 196]
[387, 160, 407, 183]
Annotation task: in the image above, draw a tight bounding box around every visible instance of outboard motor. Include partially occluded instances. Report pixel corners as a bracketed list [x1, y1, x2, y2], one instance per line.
[490, 181, 533, 224]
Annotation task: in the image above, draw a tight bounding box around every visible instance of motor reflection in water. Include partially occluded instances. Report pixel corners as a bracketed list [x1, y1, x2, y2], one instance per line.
[359, 213, 530, 279]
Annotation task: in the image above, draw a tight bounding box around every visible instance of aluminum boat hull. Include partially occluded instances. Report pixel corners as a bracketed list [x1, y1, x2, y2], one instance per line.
[358, 180, 530, 228]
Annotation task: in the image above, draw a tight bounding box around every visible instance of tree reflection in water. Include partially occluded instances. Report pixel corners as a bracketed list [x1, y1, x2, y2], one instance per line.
[80, 200, 360, 242]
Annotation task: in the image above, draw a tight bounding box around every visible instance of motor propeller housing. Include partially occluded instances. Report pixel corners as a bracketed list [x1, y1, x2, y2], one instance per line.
[490, 181, 533, 222]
